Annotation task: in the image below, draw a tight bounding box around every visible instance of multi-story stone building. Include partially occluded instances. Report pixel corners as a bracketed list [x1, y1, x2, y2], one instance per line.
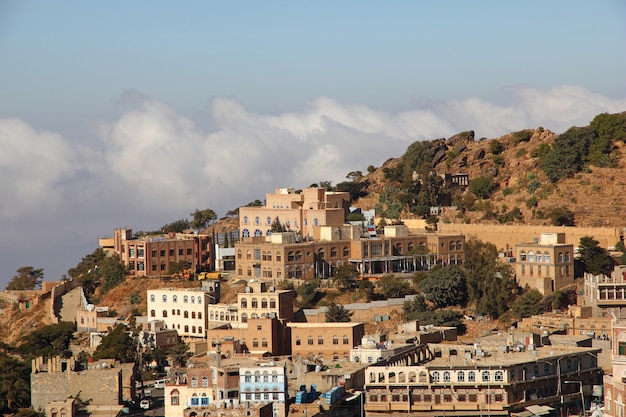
[208, 317, 291, 356]
[235, 225, 465, 281]
[236, 280, 294, 325]
[288, 322, 365, 362]
[364, 340, 601, 417]
[602, 317, 626, 417]
[238, 187, 350, 240]
[147, 288, 211, 339]
[240, 363, 289, 417]
[99, 228, 213, 277]
[515, 233, 575, 294]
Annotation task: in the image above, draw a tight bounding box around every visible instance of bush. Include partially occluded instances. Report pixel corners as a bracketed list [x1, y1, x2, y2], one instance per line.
[512, 130, 533, 144]
[489, 140, 504, 155]
[468, 176, 495, 199]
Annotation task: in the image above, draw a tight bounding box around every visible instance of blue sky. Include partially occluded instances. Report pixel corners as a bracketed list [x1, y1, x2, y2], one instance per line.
[0, 1, 625, 288]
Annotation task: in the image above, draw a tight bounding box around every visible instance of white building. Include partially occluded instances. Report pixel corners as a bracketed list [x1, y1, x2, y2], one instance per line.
[147, 288, 210, 339]
[239, 363, 288, 417]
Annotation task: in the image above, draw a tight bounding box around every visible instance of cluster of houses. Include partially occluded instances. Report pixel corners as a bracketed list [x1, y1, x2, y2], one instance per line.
[17, 186, 626, 417]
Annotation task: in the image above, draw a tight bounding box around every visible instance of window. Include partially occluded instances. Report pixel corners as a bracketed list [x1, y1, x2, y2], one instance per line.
[272, 371, 278, 382]
[333, 336, 339, 345]
[343, 336, 349, 345]
[255, 216, 260, 225]
[318, 336, 324, 345]
[241, 298, 247, 308]
[295, 337, 301, 346]
[191, 377, 198, 387]
[150, 294, 155, 302]
[184, 311, 189, 318]
[170, 389, 180, 405]
[495, 370, 504, 381]
[243, 216, 249, 225]
[191, 296, 195, 304]
[184, 325, 189, 333]
[173, 295, 178, 303]
[244, 372, 252, 382]
[201, 393, 209, 405]
[172, 309, 175, 316]
[252, 298, 258, 308]
[241, 313, 248, 323]
[184, 296, 189, 303]
[468, 371, 476, 382]
[482, 371, 490, 382]
[192, 312, 196, 319]
[162, 310, 168, 317]
[261, 298, 268, 308]
[169, 249, 175, 256]
[262, 338, 268, 348]
[253, 339, 259, 348]
[150, 310, 156, 317]
[457, 371, 465, 382]
[519, 251, 526, 261]
[162, 295, 168, 302]
[178, 248, 183, 256]
[528, 251, 535, 262]
[308, 336, 314, 345]
[160, 249, 165, 256]
[443, 371, 451, 382]
[187, 248, 192, 255]
[432, 371, 440, 382]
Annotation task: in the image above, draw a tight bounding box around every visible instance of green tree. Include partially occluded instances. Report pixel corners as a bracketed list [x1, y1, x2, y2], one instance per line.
[0, 352, 31, 412]
[578, 236, 613, 276]
[271, 217, 288, 233]
[162, 218, 191, 233]
[333, 264, 359, 291]
[419, 265, 467, 308]
[6, 266, 44, 290]
[169, 341, 190, 367]
[377, 274, 413, 299]
[18, 321, 76, 360]
[190, 208, 217, 230]
[540, 126, 595, 182]
[93, 324, 136, 362]
[100, 254, 127, 293]
[129, 292, 141, 305]
[67, 248, 108, 296]
[511, 289, 544, 319]
[357, 280, 375, 301]
[403, 295, 428, 320]
[296, 280, 320, 308]
[325, 302, 353, 322]
[468, 176, 495, 199]
[545, 206, 575, 226]
[489, 139, 504, 155]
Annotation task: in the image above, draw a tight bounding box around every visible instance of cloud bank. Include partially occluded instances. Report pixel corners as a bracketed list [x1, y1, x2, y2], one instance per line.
[1, 84, 625, 285]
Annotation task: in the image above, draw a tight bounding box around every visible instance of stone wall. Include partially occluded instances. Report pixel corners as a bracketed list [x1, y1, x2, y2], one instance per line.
[438, 223, 622, 250]
[303, 295, 418, 323]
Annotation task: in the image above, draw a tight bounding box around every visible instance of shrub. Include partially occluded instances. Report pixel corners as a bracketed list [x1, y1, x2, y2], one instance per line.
[468, 176, 495, 199]
[512, 130, 533, 144]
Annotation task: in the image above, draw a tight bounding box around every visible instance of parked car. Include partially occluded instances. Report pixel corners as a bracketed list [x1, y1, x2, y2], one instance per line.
[140, 399, 152, 410]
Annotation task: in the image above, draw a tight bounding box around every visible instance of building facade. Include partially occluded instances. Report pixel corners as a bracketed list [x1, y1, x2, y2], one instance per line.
[100, 228, 213, 277]
[364, 343, 601, 417]
[238, 187, 350, 240]
[147, 288, 210, 339]
[240, 364, 288, 417]
[288, 322, 365, 362]
[515, 233, 575, 294]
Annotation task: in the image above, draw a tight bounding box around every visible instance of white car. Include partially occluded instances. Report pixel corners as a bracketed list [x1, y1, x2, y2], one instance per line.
[140, 399, 152, 410]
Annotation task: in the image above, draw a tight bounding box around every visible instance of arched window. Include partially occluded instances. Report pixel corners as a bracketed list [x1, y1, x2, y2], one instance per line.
[171, 309, 175, 316]
[270, 298, 276, 308]
[343, 246, 350, 256]
[184, 296, 189, 303]
[150, 294, 155, 302]
[343, 335, 349, 345]
[198, 326, 202, 334]
[241, 313, 248, 323]
[308, 336, 314, 345]
[528, 251, 535, 262]
[202, 376, 209, 387]
[482, 371, 490, 382]
[456, 241, 462, 250]
[162, 310, 168, 317]
[519, 251, 527, 261]
[261, 298, 268, 308]
[558, 252, 564, 262]
[191, 377, 198, 387]
[565, 252, 571, 262]
[241, 298, 247, 308]
[267, 216, 272, 225]
[162, 295, 168, 302]
[495, 370, 504, 381]
[150, 310, 156, 317]
[333, 335, 339, 345]
[191, 312, 196, 319]
[468, 371, 476, 382]
[295, 337, 301, 346]
[457, 371, 465, 382]
[443, 371, 451, 382]
[252, 298, 258, 308]
[184, 325, 189, 333]
[255, 216, 260, 225]
[262, 338, 268, 348]
[253, 338, 259, 348]
[318, 336, 324, 345]
[184, 311, 189, 318]
[237, 249, 242, 260]
[192, 326, 196, 333]
[191, 296, 195, 304]
[242, 229, 250, 238]
[330, 247, 337, 257]
[173, 295, 178, 303]
[432, 371, 440, 382]
[243, 216, 249, 225]
[544, 251, 551, 262]
[60, 409, 66, 417]
[313, 218, 319, 226]
[170, 389, 180, 405]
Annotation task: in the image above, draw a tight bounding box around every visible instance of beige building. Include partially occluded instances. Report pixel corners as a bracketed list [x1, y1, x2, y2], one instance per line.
[364, 341, 601, 417]
[603, 317, 626, 417]
[235, 225, 465, 281]
[99, 228, 213, 277]
[238, 187, 350, 240]
[208, 317, 291, 356]
[515, 233, 575, 294]
[288, 322, 365, 362]
[236, 280, 294, 324]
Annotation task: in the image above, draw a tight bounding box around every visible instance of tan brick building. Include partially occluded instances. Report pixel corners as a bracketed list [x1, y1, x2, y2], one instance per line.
[208, 317, 291, 356]
[288, 322, 365, 362]
[238, 187, 350, 240]
[515, 233, 575, 294]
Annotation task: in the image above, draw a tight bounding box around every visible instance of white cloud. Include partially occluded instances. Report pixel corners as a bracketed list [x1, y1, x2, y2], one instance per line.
[0, 84, 625, 285]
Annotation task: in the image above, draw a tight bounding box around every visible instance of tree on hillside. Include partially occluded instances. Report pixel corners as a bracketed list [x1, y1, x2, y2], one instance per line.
[67, 248, 108, 295]
[296, 280, 320, 308]
[468, 176, 495, 199]
[0, 352, 31, 412]
[100, 254, 127, 293]
[93, 324, 136, 363]
[377, 274, 413, 299]
[333, 264, 359, 291]
[419, 265, 467, 308]
[511, 289, 544, 319]
[19, 321, 76, 360]
[325, 302, 353, 323]
[578, 236, 613, 276]
[162, 218, 191, 233]
[464, 240, 517, 318]
[540, 126, 595, 182]
[403, 295, 428, 321]
[190, 208, 217, 230]
[6, 266, 44, 290]
[169, 341, 190, 367]
[271, 217, 288, 233]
